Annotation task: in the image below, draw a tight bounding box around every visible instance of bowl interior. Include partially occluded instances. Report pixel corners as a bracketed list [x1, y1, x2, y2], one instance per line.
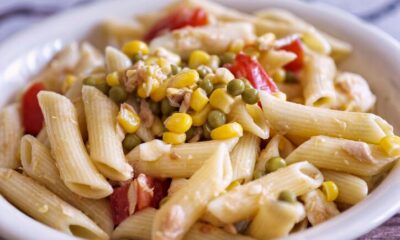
[0, 0, 399, 240]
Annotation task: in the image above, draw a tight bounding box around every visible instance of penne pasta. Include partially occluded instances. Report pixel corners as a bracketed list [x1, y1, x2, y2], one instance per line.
[102, 18, 145, 48]
[38, 91, 112, 199]
[260, 92, 393, 144]
[105, 46, 132, 73]
[20, 135, 113, 235]
[286, 136, 398, 176]
[152, 144, 233, 240]
[82, 86, 133, 181]
[207, 161, 323, 223]
[301, 52, 336, 107]
[0, 169, 108, 240]
[127, 138, 238, 178]
[321, 170, 368, 205]
[231, 133, 260, 182]
[259, 49, 296, 75]
[301, 189, 340, 226]
[0, 104, 23, 169]
[246, 199, 305, 239]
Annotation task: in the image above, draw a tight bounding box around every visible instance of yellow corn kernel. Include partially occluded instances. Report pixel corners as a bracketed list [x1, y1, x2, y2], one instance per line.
[213, 68, 235, 84]
[61, 74, 77, 93]
[209, 88, 235, 114]
[117, 106, 141, 133]
[169, 69, 199, 88]
[122, 40, 149, 58]
[150, 79, 169, 102]
[272, 68, 286, 83]
[190, 88, 209, 112]
[380, 135, 400, 157]
[106, 71, 120, 86]
[137, 84, 148, 98]
[211, 122, 243, 140]
[321, 181, 339, 202]
[271, 91, 287, 101]
[189, 50, 210, 69]
[164, 113, 192, 133]
[163, 132, 186, 145]
[226, 181, 240, 191]
[191, 104, 211, 126]
[138, 81, 160, 98]
[229, 39, 244, 53]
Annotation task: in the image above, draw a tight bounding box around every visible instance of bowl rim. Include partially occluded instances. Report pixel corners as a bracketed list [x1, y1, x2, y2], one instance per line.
[0, 0, 399, 240]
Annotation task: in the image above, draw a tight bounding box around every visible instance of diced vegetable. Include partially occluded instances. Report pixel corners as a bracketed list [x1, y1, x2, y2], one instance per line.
[191, 104, 211, 126]
[22, 82, 45, 135]
[110, 183, 131, 225]
[106, 72, 120, 86]
[209, 88, 234, 114]
[207, 110, 226, 129]
[143, 7, 208, 42]
[189, 50, 210, 69]
[163, 132, 186, 144]
[241, 88, 260, 105]
[380, 135, 400, 157]
[122, 134, 142, 151]
[210, 122, 243, 140]
[169, 69, 199, 88]
[321, 181, 339, 202]
[278, 36, 304, 72]
[161, 98, 177, 116]
[199, 78, 214, 96]
[227, 79, 245, 96]
[164, 113, 192, 133]
[190, 88, 209, 112]
[135, 174, 154, 211]
[225, 53, 278, 93]
[117, 104, 141, 133]
[151, 178, 171, 209]
[109, 86, 128, 104]
[122, 40, 149, 58]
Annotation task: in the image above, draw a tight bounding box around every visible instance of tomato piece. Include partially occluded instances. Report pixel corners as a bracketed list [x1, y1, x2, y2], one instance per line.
[144, 7, 208, 42]
[110, 183, 131, 225]
[278, 36, 304, 72]
[21, 82, 45, 135]
[225, 53, 278, 93]
[135, 174, 154, 211]
[152, 178, 171, 209]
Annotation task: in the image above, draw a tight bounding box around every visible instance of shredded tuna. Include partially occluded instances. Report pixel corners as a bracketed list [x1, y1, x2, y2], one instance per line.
[140, 99, 155, 127]
[179, 92, 192, 113]
[188, 128, 202, 143]
[166, 88, 192, 108]
[340, 141, 376, 164]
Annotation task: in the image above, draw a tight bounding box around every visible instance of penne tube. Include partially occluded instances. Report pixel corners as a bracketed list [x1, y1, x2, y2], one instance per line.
[260, 92, 393, 144]
[74, 42, 104, 78]
[0, 104, 23, 169]
[322, 33, 353, 61]
[105, 46, 132, 73]
[152, 144, 233, 240]
[0, 169, 108, 240]
[231, 133, 260, 182]
[207, 161, 323, 223]
[286, 136, 398, 176]
[301, 52, 336, 107]
[127, 138, 239, 178]
[228, 100, 269, 139]
[259, 49, 296, 75]
[255, 134, 295, 172]
[102, 18, 145, 48]
[20, 135, 113, 235]
[112, 208, 253, 240]
[38, 91, 112, 199]
[321, 170, 368, 205]
[301, 189, 340, 226]
[82, 86, 133, 181]
[246, 199, 305, 239]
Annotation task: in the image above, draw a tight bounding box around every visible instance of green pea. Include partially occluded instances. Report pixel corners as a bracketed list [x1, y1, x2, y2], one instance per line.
[161, 99, 176, 116]
[109, 86, 128, 104]
[123, 134, 142, 151]
[241, 88, 259, 104]
[213, 83, 226, 90]
[197, 67, 212, 78]
[171, 64, 180, 75]
[265, 157, 286, 173]
[202, 123, 212, 139]
[285, 71, 298, 83]
[96, 81, 111, 95]
[207, 110, 226, 129]
[227, 79, 245, 96]
[241, 78, 253, 89]
[199, 78, 214, 96]
[132, 53, 143, 63]
[278, 190, 297, 203]
[82, 76, 97, 86]
[253, 170, 265, 180]
[220, 52, 236, 65]
[83, 76, 110, 95]
[149, 101, 161, 115]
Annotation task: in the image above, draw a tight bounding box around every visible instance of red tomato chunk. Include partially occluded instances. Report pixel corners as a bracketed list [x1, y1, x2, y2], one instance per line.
[278, 36, 304, 72]
[21, 82, 45, 135]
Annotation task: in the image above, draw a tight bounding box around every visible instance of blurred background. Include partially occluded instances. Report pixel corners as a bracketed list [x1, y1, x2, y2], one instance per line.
[0, 0, 398, 239]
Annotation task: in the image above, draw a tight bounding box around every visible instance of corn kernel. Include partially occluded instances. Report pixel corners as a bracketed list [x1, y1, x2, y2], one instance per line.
[117, 105, 141, 133]
[213, 68, 235, 84]
[321, 181, 339, 202]
[226, 181, 240, 191]
[169, 69, 199, 88]
[151, 79, 169, 102]
[191, 104, 211, 126]
[272, 69, 286, 83]
[209, 88, 235, 114]
[61, 74, 77, 93]
[211, 122, 243, 140]
[163, 132, 186, 145]
[229, 39, 244, 53]
[106, 72, 120, 86]
[189, 50, 210, 69]
[190, 88, 209, 112]
[137, 84, 148, 98]
[164, 113, 192, 133]
[122, 40, 149, 58]
[380, 135, 400, 157]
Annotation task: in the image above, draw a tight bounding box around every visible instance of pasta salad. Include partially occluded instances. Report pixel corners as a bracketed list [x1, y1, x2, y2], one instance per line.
[0, 0, 399, 239]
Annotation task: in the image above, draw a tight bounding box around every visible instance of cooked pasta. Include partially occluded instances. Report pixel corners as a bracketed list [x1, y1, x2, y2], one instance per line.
[1, 0, 399, 239]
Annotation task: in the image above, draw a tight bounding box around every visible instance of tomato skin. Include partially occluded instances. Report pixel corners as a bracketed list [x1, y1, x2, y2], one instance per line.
[278, 37, 304, 72]
[225, 53, 278, 93]
[144, 7, 208, 42]
[135, 174, 154, 211]
[21, 82, 45, 135]
[152, 178, 171, 209]
[110, 183, 130, 226]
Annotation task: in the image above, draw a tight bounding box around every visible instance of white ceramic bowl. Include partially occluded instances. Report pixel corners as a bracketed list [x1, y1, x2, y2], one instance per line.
[0, 0, 400, 239]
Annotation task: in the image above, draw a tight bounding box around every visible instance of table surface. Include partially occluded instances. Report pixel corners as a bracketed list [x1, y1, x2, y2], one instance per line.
[0, 0, 399, 239]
